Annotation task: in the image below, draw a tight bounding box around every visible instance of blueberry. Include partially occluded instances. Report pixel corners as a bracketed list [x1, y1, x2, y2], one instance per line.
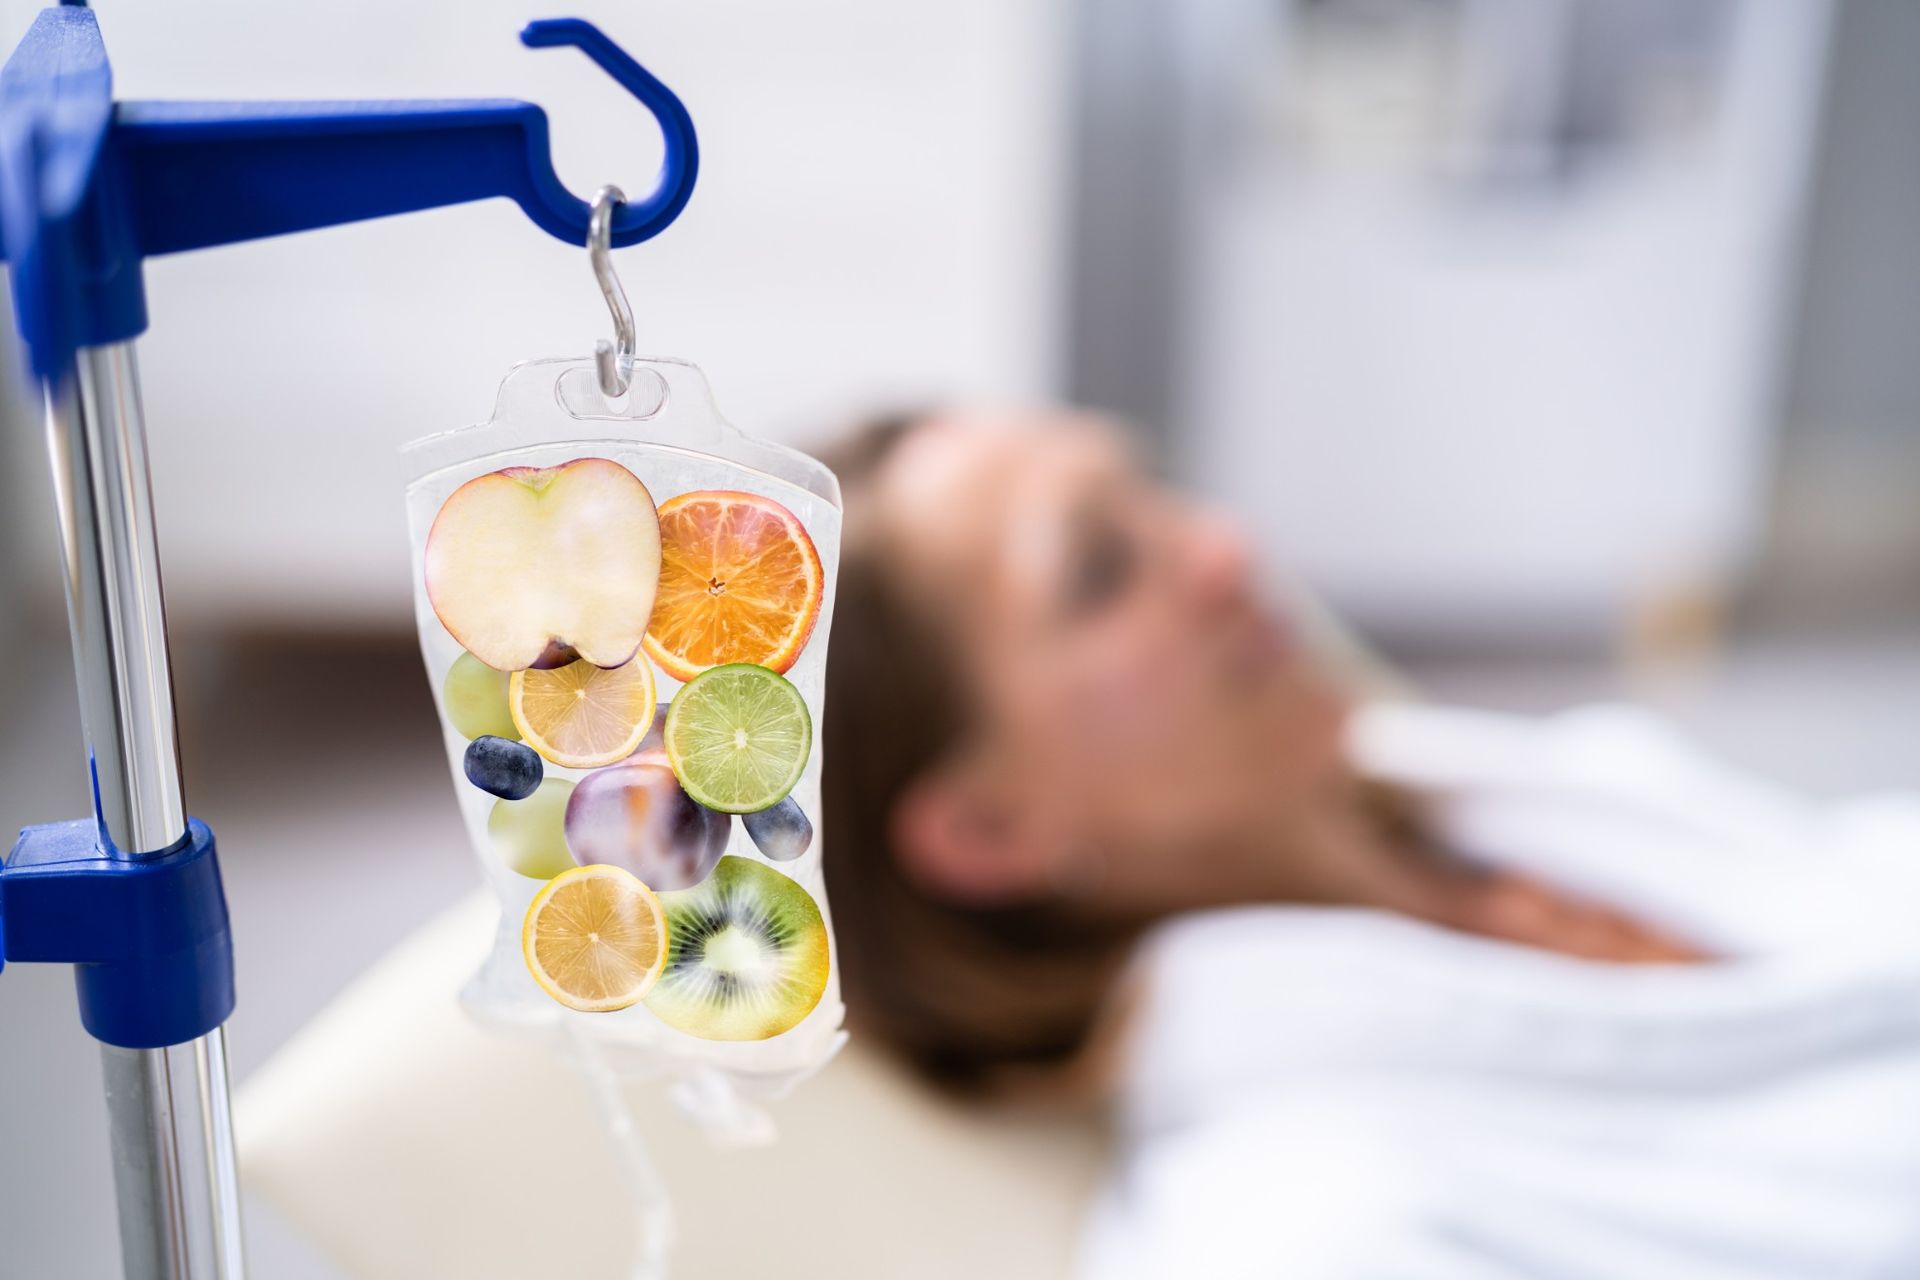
[742, 796, 813, 862]
[465, 735, 543, 801]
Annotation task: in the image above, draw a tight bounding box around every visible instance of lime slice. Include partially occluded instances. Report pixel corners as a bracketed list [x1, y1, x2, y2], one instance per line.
[664, 664, 812, 814]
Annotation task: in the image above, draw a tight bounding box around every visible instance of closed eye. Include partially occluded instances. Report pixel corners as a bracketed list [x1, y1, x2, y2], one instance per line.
[1062, 514, 1138, 616]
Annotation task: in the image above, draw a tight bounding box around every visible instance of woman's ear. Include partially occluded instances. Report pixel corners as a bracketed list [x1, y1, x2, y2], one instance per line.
[890, 762, 1057, 906]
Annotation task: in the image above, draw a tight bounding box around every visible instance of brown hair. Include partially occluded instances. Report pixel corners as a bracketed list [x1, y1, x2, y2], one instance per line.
[819, 416, 1142, 1096]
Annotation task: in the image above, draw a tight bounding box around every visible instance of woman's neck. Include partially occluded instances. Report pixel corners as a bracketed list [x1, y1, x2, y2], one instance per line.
[1239, 779, 1709, 965]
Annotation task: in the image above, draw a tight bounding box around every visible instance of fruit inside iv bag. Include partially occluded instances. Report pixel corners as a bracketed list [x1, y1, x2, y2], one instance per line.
[426, 458, 663, 671]
[417, 441, 837, 1046]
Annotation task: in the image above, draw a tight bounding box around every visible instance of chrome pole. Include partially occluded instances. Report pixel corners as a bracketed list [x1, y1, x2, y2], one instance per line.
[45, 341, 247, 1280]
[46, 342, 187, 858]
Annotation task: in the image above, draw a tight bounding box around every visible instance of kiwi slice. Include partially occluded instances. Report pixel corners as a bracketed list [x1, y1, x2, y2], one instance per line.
[645, 856, 830, 1041]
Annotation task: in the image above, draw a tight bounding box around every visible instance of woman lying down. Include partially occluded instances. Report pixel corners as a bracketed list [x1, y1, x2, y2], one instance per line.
[819, 408, 1920, 1280]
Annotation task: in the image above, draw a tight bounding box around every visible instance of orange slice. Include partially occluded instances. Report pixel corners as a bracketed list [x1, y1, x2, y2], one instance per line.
[642, 490, 824, 683]
[521, 865, 668, 1012]
[509, 657, 657, 769]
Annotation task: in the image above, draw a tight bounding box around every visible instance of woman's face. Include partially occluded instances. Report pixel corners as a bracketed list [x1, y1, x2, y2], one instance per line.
[874, 411, 1352, 911]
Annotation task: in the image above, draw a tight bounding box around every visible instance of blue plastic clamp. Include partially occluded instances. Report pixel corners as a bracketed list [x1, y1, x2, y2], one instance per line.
[0, 818, 234, 1050]
[0, 8, 699, 380]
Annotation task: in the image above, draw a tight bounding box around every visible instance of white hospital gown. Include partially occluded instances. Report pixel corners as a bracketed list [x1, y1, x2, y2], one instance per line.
[1082, 703, 1920, 1280]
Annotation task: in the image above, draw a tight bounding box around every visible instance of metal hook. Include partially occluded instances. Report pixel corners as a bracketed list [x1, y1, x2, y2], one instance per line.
[590, 184, 636, 398]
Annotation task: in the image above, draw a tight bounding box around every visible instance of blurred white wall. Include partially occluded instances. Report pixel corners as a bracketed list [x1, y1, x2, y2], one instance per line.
[1761, 0, 1920, 620]
[1176, 0, 1832, 643]
[0, 0, 1069, 629]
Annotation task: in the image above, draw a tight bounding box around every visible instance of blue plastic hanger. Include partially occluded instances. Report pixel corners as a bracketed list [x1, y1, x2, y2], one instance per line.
[0, 7, 699, 379]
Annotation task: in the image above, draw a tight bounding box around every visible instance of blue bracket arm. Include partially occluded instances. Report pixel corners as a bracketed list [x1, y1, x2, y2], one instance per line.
[0, 8, 699, 379]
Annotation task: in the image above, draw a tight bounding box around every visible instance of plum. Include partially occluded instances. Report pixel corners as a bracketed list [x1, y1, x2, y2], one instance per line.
[565, 761, 729, 891]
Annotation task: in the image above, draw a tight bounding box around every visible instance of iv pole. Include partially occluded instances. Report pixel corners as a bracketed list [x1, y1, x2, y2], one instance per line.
[0, 8, 699, 1275]
[49, 338, 244, 1276]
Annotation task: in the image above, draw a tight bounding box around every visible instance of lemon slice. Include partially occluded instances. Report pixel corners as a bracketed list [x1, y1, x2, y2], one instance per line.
[509, 658, 657, 769]
[521, 865, 668, 1012]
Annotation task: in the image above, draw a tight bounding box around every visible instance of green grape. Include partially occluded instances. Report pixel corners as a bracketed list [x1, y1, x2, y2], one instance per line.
[488, 779, 576, 880]
[443, 651, 519, 740]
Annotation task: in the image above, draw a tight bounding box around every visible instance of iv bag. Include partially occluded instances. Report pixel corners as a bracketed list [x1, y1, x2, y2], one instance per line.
[403, 356, 845, 1125]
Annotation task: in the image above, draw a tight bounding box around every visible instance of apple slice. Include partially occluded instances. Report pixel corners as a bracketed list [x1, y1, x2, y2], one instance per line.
[426, 457, 661, 671]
